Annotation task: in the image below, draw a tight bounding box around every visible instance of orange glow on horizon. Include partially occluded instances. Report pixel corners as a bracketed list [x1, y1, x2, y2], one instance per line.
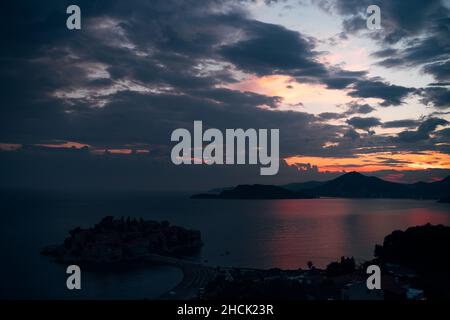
[285, 151, 450, 172]
[36, 141, 91, 149]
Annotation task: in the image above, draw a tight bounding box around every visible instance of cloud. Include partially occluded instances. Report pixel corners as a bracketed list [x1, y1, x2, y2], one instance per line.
[374, 23, 450, 78]
[321, 68, 368, 89]
[437, 127, 450, 137]
[220, 20, 328, 77]
[344, 102, 375, 115]
[419, 87, 450, 109]
[316, 1, 450, 82]
[0, 0, 346, 159]
[371, 48, 398, 58]
[318, 112, 344, 120]
[396, 118, 449, 142]
[346, 116, 381, 131]
[423, 60, 450, 82]
[321, 0, 449, 43]
[318, 102, 375, 121]
[344, 128, 360, 140]
[383, 119, 420, 129]
[348, 79, 415, 106]
[0, 0, 449, 190]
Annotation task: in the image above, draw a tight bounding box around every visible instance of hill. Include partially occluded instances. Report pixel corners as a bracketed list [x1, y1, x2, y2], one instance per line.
[314, 172, 410, 198]
[374, 224, 450, 299]
[192, 172, 450, 200]
[191, 184, 314, 199]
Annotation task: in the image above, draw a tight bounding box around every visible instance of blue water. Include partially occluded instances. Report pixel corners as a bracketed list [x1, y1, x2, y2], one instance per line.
[1, 190, 449, 299]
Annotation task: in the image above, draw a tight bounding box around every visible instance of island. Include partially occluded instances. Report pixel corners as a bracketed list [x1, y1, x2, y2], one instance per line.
[41, 216, 203, 265]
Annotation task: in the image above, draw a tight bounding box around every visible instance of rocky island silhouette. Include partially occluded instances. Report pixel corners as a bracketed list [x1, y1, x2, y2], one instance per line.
[41, 216, 203, 265]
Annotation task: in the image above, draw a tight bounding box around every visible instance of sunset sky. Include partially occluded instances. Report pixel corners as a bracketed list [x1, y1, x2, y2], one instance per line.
[1, 0, 449, 190]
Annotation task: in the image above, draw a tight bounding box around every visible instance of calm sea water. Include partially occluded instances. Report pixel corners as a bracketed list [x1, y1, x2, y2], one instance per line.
[1, 190, 450, 299]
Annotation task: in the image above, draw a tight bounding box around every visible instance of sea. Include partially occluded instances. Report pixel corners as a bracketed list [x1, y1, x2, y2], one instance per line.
[1, 189, 449, 299]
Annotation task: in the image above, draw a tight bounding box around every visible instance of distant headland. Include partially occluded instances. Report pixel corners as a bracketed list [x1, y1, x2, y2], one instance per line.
[191, 171, 450, 200]
[191, 184, 315, 199]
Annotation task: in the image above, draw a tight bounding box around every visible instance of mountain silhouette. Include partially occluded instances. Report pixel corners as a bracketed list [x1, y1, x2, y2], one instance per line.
[313, 171, 410, 198]
[191, 184, 314, 199]
[193, 172, 450, 200]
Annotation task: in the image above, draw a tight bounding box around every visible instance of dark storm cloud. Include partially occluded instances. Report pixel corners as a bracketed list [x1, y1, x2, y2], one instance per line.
[61, 90, 314, 152]
[0, 1, 266, 142]
[1, 0, 449, 190]
[188, 88, 282, 108]
[419, 87, 450, 109]
[321, 69, 368, 89]
[314, 1, 450, 82]
[318, 102, 375, 121]
[322, 77, 355, 89]
[348, 79, 415, 106]
[375, 18, 450, 73]
[429, 82, 450, 87]
[341, 15, 367, 34]
[423, 60, 450, 82]
[396, 118, 449, 143]
[382, 119, 420, 129]
[1, 0, 250, 93]
[374, 17, 450, 72]
[1, 0, 74, 59]
[219, 20, 328, 77]
[344, 102, 375, 115]
[0, 0, 346, 156]
[435, 127, 450, 141]
[376, 13, 450, 85]
[318, 112, 344, 120]
[319, 0, 449, 43]
[346, 116, 381, 131]
[343, 128, 360, 140]
[371, 48, 398, 58]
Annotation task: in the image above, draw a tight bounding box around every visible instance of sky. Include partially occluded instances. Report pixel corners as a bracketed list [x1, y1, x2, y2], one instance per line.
[0, 0, 449, 191]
